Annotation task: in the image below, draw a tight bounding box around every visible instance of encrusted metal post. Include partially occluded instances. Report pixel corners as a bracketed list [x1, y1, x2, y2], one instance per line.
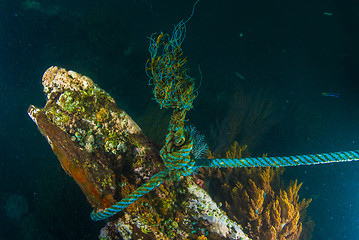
[28, 66, 250, 240]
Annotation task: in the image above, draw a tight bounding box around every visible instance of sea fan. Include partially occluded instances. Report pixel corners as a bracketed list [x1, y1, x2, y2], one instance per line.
[187, 126, 209, 159]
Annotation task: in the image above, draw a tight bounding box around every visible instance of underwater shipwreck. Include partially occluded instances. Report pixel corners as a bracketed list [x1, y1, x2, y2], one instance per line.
[28, 4, 359, 240]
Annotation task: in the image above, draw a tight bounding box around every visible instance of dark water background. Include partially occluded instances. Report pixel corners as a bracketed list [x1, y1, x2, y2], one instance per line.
[1, 0, 358, 239]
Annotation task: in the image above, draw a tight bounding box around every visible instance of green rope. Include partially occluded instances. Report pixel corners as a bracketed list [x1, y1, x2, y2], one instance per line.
[194, 150, 359, 169]
[91, 148, 359, 221]
[91, 170, 169, 221]
[89, 5, 359, 221]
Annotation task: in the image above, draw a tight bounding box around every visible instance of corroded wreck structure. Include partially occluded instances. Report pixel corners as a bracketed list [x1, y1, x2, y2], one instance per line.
[28, 66, 250, 239]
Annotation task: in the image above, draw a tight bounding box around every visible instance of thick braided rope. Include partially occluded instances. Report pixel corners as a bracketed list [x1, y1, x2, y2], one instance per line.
[194, 150, 359, 169]
[91, 149, 359, 221]
[90, 169, 169, 221]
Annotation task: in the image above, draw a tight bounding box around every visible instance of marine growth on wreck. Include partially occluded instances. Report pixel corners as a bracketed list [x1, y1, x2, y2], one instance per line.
[28, 2, 359, 240]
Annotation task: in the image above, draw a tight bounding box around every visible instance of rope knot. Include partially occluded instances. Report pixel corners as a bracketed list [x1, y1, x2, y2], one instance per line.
[160, 128, 195, 181]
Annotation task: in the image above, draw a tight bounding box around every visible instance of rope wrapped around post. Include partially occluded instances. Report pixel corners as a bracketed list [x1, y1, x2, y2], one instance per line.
[91, 19, 197, 221]
[91, 147, 359, 221]
[90, 13, 359, 221]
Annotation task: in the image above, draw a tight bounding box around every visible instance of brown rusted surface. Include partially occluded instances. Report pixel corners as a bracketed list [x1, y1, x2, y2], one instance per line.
[28, 66, 164, 211]
[28, 106, 116, 209]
